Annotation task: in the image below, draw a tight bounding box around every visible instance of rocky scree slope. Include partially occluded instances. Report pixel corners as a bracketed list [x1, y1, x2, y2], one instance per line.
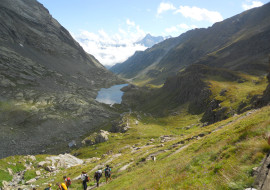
[0, 0, 123, 158]
[111, 2, 270, 85]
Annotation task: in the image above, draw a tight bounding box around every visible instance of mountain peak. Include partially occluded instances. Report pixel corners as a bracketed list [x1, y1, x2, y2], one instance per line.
[136, 33, 168, 48]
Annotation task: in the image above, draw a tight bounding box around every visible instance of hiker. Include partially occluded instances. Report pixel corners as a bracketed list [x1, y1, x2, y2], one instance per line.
[44, 184, 52, 190]
[56, 182, 68, 190]
[94, 169, 103, 187]
[63, 176, 71, 189]
[104, 165, 112, 183]
[81, 171, 89, 190]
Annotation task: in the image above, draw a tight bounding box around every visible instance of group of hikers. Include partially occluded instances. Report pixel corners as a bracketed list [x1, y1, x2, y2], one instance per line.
[41, 165, 112, 190]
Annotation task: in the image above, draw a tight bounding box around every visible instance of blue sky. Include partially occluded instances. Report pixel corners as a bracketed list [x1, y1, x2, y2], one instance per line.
[38, 0, 269, 66]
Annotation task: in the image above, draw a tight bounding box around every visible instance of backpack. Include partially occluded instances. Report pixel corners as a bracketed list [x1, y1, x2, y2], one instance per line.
[84, 175, 90, 182]
[105, 167, 111, 176]
[95, 171, 102, 178]
[66, 177, 71, 186]
[61, 183, 68, 190]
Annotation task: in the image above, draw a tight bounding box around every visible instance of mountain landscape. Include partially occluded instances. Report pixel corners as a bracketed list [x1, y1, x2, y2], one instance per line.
[0, 0, 270, 190]
[111, 3, 270, 85]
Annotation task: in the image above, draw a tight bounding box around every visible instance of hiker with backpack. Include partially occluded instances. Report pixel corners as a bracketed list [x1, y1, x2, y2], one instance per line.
[44, 184, 52, 190]
[81, 171, 89, 190]
[56, 182, 68, 190]
[63, 176, 71, 189]
[104, 165, 112, 183]
[94, 169, 103, 187]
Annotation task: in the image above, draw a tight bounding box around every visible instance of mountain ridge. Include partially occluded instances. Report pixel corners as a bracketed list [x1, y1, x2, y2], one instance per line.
[110, 3, 270, 85]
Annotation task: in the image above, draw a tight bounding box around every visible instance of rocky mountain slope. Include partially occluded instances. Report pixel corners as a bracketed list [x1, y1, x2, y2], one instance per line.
[111, 2, 270, 85]
[0, 0, 123, 158]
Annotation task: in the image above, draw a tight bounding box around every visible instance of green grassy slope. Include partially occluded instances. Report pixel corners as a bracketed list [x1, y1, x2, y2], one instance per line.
[1, 105, 268, 190]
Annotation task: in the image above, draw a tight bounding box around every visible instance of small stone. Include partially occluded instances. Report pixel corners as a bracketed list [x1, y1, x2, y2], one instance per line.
[36, 171, 41, 176]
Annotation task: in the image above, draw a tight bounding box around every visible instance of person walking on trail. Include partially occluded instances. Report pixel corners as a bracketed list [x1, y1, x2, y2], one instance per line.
[63, 176, 71, 189]
[44, 183, 52, 190]
[104, 165, 112, 183]
[81, 171, 89, 190]
[56, 182, 68, 190]
[94, 169, 103, 187]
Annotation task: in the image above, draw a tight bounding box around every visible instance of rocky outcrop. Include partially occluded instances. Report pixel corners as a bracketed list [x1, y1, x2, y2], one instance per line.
[254, 56, 270, 108]
[254, 152, 270, 190]
[82, 130, 110, 145]
[95, 130, 109, 143]
[37, 154, 84, 171]
[162, 65, 212, 114]
[111, 119, 130, 133]
[201, 99, 232, 124]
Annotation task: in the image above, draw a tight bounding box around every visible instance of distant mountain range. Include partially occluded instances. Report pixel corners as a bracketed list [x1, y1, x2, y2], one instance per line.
[110, 3, 270, 85]
[136, 33, 171, 48]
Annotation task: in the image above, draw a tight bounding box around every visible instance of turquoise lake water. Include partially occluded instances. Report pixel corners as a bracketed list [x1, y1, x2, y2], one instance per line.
[95, 84, 128, 105]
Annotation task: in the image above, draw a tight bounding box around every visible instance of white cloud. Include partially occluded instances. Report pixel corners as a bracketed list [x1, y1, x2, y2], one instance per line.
[165, 23, 197, 36]
[242, 1, 263, 10]
[74, 21, 147, 66]
[126, 19, 135, 27]
[175, 6, 223, 23]
[165, 26, 178, 33]
[157, 2, 176, 15]
[177, 23, 190, 30]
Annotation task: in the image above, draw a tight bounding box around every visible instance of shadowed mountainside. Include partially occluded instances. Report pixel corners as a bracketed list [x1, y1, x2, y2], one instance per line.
[0, 0, 123, 158]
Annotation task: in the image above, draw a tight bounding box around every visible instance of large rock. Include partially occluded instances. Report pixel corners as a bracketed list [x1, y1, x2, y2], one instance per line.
[38, 161, 51, 168]
[46, 153, 84, 169]
[95, 130, 109, 143]
[111, 120, 130, 133]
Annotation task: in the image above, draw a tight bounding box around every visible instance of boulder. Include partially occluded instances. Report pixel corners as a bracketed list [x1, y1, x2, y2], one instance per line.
[38, 161, 51, 168]
[46, 153, 84, 169]
[25, 178, 36, 185]
[111, 119, 130, 133]
[95, 130, 109, 143]
[45, 166, 56, 172]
